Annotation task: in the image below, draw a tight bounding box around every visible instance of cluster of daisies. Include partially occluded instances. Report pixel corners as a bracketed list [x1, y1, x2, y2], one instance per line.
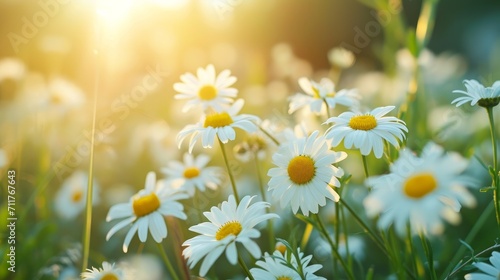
[82, 64, 500, 279]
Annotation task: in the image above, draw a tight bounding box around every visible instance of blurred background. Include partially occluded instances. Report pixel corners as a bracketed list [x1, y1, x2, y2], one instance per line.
[1, 0, 500, 279]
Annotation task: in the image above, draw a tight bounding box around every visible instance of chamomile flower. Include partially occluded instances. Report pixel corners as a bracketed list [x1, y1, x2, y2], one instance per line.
[324, 106, 407, 158]
[363, 142, 476, 236]
[288, 77, 359, 115]
[81, 262, 129, 280]
[267, 130, 347, 216]
[106, 172, 188, 253]
[173, 64, 237, 112]
[161, 153, 223, 196]
[464, 251, 500, 280]
[452, 79, 500, 108]
[182, 195, 278, 276]
[250, 249, 325, 280]
[177, 99, 259, 153]
[54, 171, 99, 220]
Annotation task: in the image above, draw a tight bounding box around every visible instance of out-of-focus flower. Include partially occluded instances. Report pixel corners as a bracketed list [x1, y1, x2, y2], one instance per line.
[328, 46, 355, 69]
[324, 106, 407, 158]
[161, 153, 223, 196]
[177, 99, 259, 153]
[288, 77, 359, 115]
[54, 170, 99, 220]
[106, 172, 188, 252]
[464, 251, 500, 280]
[122, 254, 164, 280]
[233, 134, 269, 162]
[173, 64, 237, 112]
[314, 233, 365, 261]
[452, 79, 500, 108]
[182, 195, 278, 276]
[127, 121, 179, 167]
[43, 77, 86, 112]
[0, 57, 25, 82]
[363, 142, 476, 236]
[250, 249, 325, 280]
[81, 261, 130, 280]
[267, 131, 346, 216]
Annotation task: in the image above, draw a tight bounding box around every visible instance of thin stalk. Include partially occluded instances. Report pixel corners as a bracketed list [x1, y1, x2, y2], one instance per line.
[314, 214, 355, 280]
[486, 107, 500, 228]
[338, 197, 417, 279]
[406, 225, 419, 278]
[254, 153, 275, 250]
[419, 234, 437, 280]
[441, 201, 494, 279]
[445, 243, 500, 280]
[323, 99, 332, 119]
[81, 21, 101, 272]
[157, 243, 181, 280]
[361, 155, 370, 178]
[218, 138, 240, 202]
[238, 255, 254, 280]
[415, 0, 439, 50]
[258, 125, 280, 146]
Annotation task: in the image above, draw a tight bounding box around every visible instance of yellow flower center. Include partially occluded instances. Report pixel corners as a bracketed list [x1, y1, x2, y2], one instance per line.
[287, 155, 316, 185]
[204, 112, 234, 128]
[349, 115, 377, 131]
[183, 167, 200, 179]
[277, 277, 292, 280]
[101, 273, 119, 280]
[275, 243, 287, 255]
[215, 221, 242, 240]
[198, 85, 217, 100]
[403, 173, 437, 199]
[133, 193, 161, 217]
[71, 190, 83, 202]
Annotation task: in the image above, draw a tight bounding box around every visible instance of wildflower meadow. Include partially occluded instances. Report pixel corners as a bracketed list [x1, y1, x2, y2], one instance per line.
[1, 0, 500, 279]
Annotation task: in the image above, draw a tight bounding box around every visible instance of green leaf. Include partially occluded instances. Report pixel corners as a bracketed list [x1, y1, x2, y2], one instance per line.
[479, 186, 495, 192]
[459, 239, 475, 256]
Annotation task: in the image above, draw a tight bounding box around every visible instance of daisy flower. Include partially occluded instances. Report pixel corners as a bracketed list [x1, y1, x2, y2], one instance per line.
[106, 172, 188, 253]
[267, 130, 347, 216]
[81, 261, 130, 280]
[250, 249, 325, 280]
[452, 79, 500, 108]
[173, 64, 238, 112]
[465, 251, 500, 280]
[161, 153, 224, 196]
[54, 170, 99, 220]
[363, 142, 476, 236]
[288, 77, 359, 115]
[182, 195, 278, 276]
[177, 99, 259, 153]
[324, 105, 407, 158]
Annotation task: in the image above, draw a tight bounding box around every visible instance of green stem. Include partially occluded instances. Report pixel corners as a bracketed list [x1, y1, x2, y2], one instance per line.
[419, 233, 437, 280]
[441, 201, 494, 279]
[406, 224, 419, 278]
[361, 155, 369, 178]
[338, 197, 417, 279]
[238, 255, 254, 280]
[218, 138, 240, 202]
[254, 153, 275, 250]
[157, 243, 181, 280]
[81, 30, 100, 272]
[314, 214, 355, 280]
[415, 0, 439, 51]
[486, 107, 500, 228]
[258, 125, 280, 146]
[324, 99, 332, 119]
[445, 243, 500, 280]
